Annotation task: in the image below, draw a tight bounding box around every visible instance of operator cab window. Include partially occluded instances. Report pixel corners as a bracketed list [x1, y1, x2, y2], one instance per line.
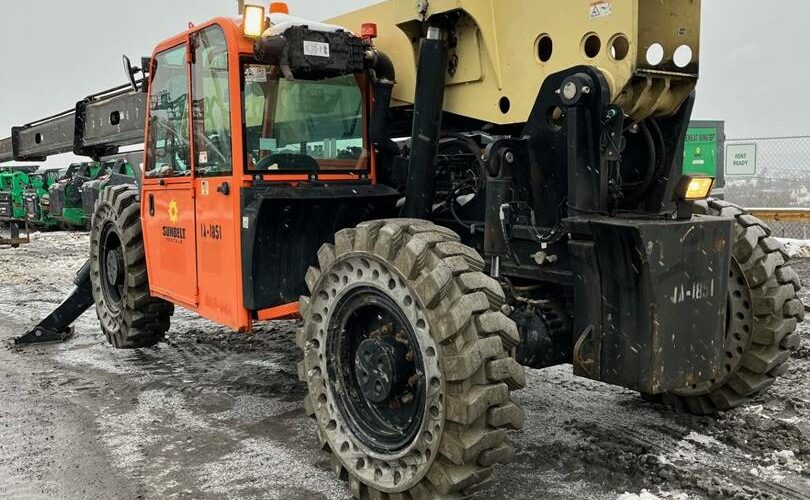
[242, 63, 368, 173]
[146, 45, 191, 178]
[192, 26, 232, 177]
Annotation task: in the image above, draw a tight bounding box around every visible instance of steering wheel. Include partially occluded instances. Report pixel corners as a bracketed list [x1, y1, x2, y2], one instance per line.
[255, 152, 319, 171]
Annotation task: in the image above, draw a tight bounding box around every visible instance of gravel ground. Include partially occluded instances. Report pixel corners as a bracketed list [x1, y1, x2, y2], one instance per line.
[0, 232, 808, 500]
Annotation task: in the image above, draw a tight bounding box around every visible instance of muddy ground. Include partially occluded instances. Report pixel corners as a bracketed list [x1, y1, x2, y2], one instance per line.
[0, 232, 807, 500]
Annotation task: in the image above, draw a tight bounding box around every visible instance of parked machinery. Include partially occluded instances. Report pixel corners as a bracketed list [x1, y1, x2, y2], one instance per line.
[48, 162, 106, 228]
[3, 2, 803, 498]
[23, 168, 63, 227]
[0, 166, 36, 221]
[80, 153, 140, 221]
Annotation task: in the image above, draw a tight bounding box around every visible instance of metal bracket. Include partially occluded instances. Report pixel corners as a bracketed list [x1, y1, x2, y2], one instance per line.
[15, 326, 75, 345]
[15, 260, 94, 345]
[572, 325, 600, 379]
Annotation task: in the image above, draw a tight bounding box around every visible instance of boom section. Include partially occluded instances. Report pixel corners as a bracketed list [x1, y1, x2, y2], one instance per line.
[1, 82, 148, 163]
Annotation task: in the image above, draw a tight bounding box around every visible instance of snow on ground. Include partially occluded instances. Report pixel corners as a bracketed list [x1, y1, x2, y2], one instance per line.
[0, 231, 808, 500]
[779, 238, 810, 259]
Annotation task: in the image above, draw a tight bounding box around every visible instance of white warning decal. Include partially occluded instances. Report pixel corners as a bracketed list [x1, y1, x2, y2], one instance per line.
[590, 2, 612, 20]
[303, 41, 330, 58]
[244, 65, 267, 83]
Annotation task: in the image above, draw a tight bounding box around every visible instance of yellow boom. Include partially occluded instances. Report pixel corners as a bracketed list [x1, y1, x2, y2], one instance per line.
[330, 0, 700, 124]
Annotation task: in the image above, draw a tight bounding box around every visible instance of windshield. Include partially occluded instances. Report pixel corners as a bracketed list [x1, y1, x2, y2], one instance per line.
[242, 63, 368, 173]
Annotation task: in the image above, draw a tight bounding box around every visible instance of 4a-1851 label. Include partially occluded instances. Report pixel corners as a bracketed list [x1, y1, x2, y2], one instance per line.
[670, 279, 716, 305]
[201, 223, 222, 240]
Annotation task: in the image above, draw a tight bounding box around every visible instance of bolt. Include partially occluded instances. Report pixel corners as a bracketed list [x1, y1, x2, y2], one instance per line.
[401, 392, 414, 404]
[581, 86, 591, 94]
[606, 108, 617, 119]
[562, 81, 578, 101]
[395, 331, 409, 344]
[504, 151, 515, 164]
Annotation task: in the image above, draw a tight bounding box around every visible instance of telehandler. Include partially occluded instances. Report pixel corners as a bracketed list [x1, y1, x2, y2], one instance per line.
[1, 1, 803, 498]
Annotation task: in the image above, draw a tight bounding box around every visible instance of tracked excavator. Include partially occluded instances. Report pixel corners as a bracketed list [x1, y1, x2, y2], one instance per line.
[1, 1, 803, 497]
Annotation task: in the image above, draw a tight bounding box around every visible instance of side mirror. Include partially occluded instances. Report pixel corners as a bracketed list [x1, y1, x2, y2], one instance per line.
[122, 55, 151, 92]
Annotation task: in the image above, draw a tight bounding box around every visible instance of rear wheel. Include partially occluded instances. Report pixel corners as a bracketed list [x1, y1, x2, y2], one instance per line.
[90, 185, 173, 348]
[661, 200, 804, 414]
[299, 219, 525, 498]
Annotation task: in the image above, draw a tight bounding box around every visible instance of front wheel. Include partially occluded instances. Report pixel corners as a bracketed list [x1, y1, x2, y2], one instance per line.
[90, 185, 174, 348]
[661, 200, 804, 414]
[299, 219, 525, 498]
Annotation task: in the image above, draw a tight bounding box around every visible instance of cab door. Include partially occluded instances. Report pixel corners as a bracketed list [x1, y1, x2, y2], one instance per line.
[189, 26, 246, 329]
[141, 42, 199, 307]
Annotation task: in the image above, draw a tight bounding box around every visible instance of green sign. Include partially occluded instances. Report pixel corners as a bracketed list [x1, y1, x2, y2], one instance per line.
[683, 127, 718, 176]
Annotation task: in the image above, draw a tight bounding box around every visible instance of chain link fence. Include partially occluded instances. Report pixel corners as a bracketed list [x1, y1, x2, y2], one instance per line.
[724, 136, 810, 240]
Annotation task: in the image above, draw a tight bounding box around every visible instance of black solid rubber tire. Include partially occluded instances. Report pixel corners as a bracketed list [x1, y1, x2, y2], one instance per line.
[90, 185, 173, 348]
[299, 219, 526, 499]
[661, 200, 804, 415]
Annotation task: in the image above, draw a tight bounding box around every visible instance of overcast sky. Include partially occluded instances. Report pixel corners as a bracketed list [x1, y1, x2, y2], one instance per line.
[0, 0, 805, 167]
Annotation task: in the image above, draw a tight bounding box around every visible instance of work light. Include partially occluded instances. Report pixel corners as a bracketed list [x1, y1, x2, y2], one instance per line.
[678, 175, 715, 201]
[242, 4, 266, 39]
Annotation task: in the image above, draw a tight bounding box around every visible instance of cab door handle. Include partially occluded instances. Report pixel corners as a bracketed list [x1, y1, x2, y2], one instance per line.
[148, 194, 155, 216]
[217, 182, 230, 196]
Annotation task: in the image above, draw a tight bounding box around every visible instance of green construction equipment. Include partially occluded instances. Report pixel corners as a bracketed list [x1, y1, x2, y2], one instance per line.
[48, 162, 107, 228]
[0, 166, 37, 221]
[23, 168, 63, 227]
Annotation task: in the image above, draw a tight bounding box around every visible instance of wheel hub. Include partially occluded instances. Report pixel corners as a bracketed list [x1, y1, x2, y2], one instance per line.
[355, 337, 409, 403]
[105, 248, 123, 286]
[327, 285, 427, 454]
[98, 223, 126, 309]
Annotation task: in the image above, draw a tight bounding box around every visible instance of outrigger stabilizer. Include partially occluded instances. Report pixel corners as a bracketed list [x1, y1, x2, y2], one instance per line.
[15, 260, 93, 344]
[5, 67, 147, 344]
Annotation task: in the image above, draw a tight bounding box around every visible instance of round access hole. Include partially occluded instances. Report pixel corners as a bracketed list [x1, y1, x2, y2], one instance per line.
[646, 43, 665, 66]
[673, 44, 693, 68]
[499, 96, 511, 115]
[582, 33, 601, 58]
[609, 34, 630, 61]
[547, 106, 564, 131]
[536, 34, 553, 62]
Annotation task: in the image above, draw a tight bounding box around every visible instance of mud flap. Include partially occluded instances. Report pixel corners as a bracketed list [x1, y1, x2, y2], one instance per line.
[16, 260, 93, 344]
[568, 216, 733, 394]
